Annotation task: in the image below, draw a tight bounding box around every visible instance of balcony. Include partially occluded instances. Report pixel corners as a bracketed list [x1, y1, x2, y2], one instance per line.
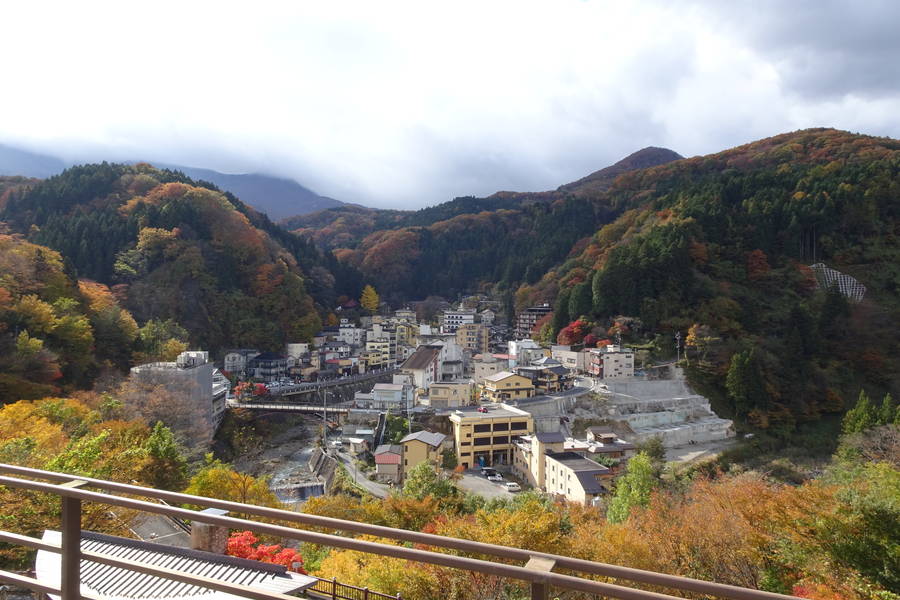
[0, 463, 800, 600]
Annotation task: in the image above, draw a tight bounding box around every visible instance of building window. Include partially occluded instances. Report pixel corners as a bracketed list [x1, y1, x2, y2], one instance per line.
[493, 436, 508, 445]
[461, 441, 471, 446]
[461, 452, 471, 457]
[474, 438, 490, 446]
[493, 423, 509, 431]
[511, 421, 527, 430]
[474, 424, 491, 433]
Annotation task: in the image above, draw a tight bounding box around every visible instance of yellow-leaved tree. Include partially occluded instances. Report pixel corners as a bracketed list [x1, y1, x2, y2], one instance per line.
[360, 285, 379, 314]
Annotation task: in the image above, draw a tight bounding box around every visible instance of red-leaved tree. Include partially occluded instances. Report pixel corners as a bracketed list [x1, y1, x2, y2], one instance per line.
[226, 531, 306, 573]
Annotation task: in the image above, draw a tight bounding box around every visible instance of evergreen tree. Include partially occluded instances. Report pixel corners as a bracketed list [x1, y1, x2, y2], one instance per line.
[591, 269, 604, 314]
[725, 349, 767, 418]
[877, 393, 895, 426]
[568, 281, 592, 320]
[503, 290, 515, 328]
[551, 288, 571, 340]
[842, 390, 877, 434]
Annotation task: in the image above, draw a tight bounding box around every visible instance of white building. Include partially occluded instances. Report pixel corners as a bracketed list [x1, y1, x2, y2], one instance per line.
[129, 351, 228, 444]
[223, 349, 259, 377]
[551, 345, 590, 373]
[508, 339, 547, 367]
[337, 319, 366, 347]
[589, 345, 635, 379]
[355, 383, 413, 410]
[400, 345, 442, 390]
[439, 308, 476, 334]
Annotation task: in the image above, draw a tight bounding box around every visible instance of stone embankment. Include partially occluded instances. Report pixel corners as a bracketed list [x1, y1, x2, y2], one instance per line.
[598, 379, 734, 446]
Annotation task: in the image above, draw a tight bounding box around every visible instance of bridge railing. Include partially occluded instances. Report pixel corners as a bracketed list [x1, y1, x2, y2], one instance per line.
[0, 463, 800, 600]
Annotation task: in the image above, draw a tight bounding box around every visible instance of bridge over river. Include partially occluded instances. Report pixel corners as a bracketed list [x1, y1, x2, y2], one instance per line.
[266, 368, 399, 397]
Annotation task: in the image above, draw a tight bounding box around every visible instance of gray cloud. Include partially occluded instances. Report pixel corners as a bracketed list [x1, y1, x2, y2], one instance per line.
[1, 1, 899, 209]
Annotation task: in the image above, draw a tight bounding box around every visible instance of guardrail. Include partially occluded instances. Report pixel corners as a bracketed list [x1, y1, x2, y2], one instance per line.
[308, 576, 399, 600]
[0, 463, 800, 600]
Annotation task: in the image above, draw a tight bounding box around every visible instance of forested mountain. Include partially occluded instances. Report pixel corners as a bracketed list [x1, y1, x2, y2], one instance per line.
[557, 146, 684, 195]
[281, 147, 683, 301]
[517, 128, 900, 438]
[0, 163, 357, 358]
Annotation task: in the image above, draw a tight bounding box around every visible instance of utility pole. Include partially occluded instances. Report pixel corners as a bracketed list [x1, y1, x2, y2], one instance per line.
[675, 331, 682, 363]
[322, 388, 328, 446]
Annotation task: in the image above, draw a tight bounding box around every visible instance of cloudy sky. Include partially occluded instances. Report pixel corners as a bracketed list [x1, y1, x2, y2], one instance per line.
[2, 1, 898, 208]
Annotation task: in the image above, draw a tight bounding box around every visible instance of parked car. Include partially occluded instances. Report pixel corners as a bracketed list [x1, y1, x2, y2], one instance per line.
[487, 473, 503, 482]
[505, 482, 521, 492]
[481, 468, 498, 477]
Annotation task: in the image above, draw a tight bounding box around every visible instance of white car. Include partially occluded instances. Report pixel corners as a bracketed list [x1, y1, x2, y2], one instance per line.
[505, 482, 521, 492]
[487, 473, 503, 482]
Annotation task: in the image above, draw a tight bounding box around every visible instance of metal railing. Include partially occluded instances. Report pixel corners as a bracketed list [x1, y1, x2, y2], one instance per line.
[0, 463, 801, 600]
[308, 577, 400, 600]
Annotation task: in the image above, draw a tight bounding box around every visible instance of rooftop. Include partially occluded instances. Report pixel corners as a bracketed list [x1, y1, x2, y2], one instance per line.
[400, 430, 446, 447]
[483, 370, 521, 382]
[534, 431, 566, 444]
[373, 383, 405, 391]
[35, 530, 314, 600]
[401, 346, 441, 371]
[546, 451, 611, 474]
[450, 403, 531, 420]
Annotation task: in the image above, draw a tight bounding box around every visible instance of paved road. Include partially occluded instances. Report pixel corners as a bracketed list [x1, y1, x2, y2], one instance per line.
[333, 450, 391, 498]
[665, 437, 738, 463]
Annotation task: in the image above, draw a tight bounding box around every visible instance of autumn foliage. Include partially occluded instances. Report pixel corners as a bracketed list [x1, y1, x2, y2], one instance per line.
[226, 531, 306, 573]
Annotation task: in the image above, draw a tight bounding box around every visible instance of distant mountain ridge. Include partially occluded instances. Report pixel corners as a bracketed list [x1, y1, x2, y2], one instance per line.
[558, 146, 684, 194]
[280, 145, 684, 251]
[0, 143, 346, 219]
[148, 163, 346, 220]
[280, 146, 685, 301]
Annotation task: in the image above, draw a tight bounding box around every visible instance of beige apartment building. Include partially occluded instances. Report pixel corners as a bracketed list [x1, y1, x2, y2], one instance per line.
[472, 355, 505, 385]
[512, 431, 611, 506]
[449, 403, 533, 469]
[455, 323, 490, 354]
[400, 430, 447, 478]
[481, 371, 534, 402]
[425, 381, 473, 409]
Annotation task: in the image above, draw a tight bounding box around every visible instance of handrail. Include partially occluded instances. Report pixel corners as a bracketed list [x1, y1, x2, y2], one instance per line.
[0, 463, 800, 600]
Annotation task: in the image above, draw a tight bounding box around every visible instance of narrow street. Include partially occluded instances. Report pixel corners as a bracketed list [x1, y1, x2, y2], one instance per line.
[333, 450, 391, 498]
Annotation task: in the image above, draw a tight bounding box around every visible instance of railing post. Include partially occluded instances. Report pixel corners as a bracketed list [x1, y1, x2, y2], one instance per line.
[332, 576, 337, 600]
[525, 556, 556, 600]
[60, 480, 87, 600]
[363, 587, 369, 600]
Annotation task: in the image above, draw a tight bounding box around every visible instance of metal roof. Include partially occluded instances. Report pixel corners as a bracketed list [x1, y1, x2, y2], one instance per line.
[36, 530, 315, 600]
[401, 346, 441, 371]
[534, 431, 566, 444]
[400, 430, 446, 447]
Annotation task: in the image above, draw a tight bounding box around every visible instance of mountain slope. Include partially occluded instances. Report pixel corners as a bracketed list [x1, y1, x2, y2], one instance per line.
[0, 163, 328, 353]
[558, 146, 684, 195]
[280, 147, 683, 300]
[0, 144, 66, 178]
[281, 146, 682, 250]
[520, 128, 900, 437]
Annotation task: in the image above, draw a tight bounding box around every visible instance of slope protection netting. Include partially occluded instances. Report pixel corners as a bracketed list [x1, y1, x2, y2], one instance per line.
[810, 263, 867, 302]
